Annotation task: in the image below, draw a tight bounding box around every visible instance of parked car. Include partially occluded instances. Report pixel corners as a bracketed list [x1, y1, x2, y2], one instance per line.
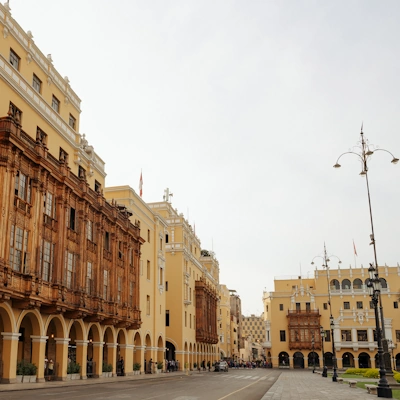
[214, 361, 228, 372]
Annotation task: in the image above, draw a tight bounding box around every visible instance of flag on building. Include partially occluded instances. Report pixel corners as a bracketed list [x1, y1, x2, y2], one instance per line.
[353, 240, 357, 256]
[139, 171, 143, 198]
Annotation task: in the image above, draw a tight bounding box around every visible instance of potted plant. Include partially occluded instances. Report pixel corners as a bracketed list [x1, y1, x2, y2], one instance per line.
[102, 362, 108, 378]
[133, 363, 141, 375]
[22, 362, 37, 383]
[16, 361, 24, 383]
[67, 362, 81, 380]
[157, 361, 163, 373]
[107, 363, 113, 377]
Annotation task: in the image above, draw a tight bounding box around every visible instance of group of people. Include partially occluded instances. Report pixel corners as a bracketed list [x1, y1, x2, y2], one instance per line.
[227, 360, 271, 369]
[44, 356, 54, 380]
[166, 359, 179, 372]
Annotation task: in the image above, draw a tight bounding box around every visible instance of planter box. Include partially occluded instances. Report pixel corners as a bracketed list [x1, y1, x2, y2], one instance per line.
[16, 375, 23, 383]
[22, 375, 36, 383]
[133, 370, 140, 375]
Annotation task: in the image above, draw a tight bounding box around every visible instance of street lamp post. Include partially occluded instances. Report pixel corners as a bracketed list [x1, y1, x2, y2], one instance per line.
[320, 326, 327, 377]
[334, 127, 398, 340]
[311, 244, 340, 382]
[368, 264, 392, 398]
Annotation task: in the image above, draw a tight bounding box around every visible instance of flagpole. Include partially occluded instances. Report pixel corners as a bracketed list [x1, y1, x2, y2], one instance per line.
[353, 240, 357, 269]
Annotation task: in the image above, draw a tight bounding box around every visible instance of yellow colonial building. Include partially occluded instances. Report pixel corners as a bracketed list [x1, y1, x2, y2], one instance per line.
[104, 185, 168, 374]
[263, 265, 400, 370]
[148, 191, 220, 370]
[0, 3, 144, 383]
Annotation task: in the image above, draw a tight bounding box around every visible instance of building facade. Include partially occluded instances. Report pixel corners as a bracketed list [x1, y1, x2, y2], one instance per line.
[263, 266, 400, 370]
[0, 4, 143, 383]
[148, 190, 219, 370]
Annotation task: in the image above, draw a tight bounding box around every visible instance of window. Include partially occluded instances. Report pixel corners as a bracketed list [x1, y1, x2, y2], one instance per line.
[296, 303, 301, 311]
[59, 147, 68, 163]
[159, 237, 162, 250]
[117, 276, 122, 303]
[306, 302, 310, 311]
[67, 207, 76, 230]
[104, 231, 110, 251]
[40, 239, 54, 282]
[10, 225, 29, 272]
[280, 330, 286, 342]
[78, 166, 86, 179]
[147, 260, 150, 280]
[86, 261, 93, 295]
[396, 330, 400, 342]
[394, 302, 399, 309]
[95, 180, 101, 193]
[185, 311, 187, 327]
[166, 310, 170, 326]
[279, 304, 284, 311]
[343, 301, 350, 310]
[69, 114, 76, 129]
[159, 266, 164, 286]
[357, 330, 367, 341]
[118, 241, 123, 259]
[147, 229, 150, 243]
[341, 330, 351, 341]
[103, 270, 108, 299]
[32, 74, 42, 93]
[9, 48, 20, 70]
[165, 281, 168, 291]
[15, 171, 31, 202]
[356, 301, 363, 309]
[323, 303, 328, 310]
[129, 281, 133, 305]
[44, 192, 56, 219]
[65, 251, 76, 289]
[51, 95, 60, 113]
[325, 330, 331, 342]
[165, 233, 169, 243]
[146, 295, 150, 315]
[9, 102, 22, 123]
[87, 220, 94, 241]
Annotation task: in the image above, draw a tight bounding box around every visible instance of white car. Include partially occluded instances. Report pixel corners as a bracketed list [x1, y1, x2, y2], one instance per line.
[214, 361, 228, 372]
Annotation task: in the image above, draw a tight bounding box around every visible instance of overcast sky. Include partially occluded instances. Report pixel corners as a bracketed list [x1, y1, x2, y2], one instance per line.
[9, 0, 400, 316]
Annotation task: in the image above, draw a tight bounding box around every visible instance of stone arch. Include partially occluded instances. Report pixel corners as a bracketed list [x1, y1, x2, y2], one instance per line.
[353, 278, 363, 289]
[308, 351, 319, 368]
[0, 302, 16, 332]
[103, 327, 115, 368]
[358, 352, 371, 368]
[342, 279, 351, 290]
[0, 303, 17, 383]
[86, 323, 102, 378]
[279, 351, 289, 367]
[17, 310, 43, 364]
[325, 351, 333, 367]
[342, 351, 354, 368]
[166, 340, 176, 362]
[293, 351, 304, 368]
[133, 331, 142, 365]
[157, 335, 164, 366]
[330, 279, 340, 290]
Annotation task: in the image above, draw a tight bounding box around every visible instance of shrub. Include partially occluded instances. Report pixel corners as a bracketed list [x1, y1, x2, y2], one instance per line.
[67, 362, 80, 374]
[16, 361, 24, 375]
[133, 363, 141, 371]
[157, 361, 163, 369]
[363, 368, 379, 379]
[344, 368, 367, 375]
[394, 372, 400, 383]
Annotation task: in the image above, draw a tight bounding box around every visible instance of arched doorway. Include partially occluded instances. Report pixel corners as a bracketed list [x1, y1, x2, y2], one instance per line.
[157, 336, 164, 371]
[103, 327, 115, 376]
[293, 352, 304, 368]
[325, 351, 333, 368]
[395, 353, 400, 370]
[279, 351, 289, 367]
[166, 341, 176, 362]
[342, 352, 354, 368]
[87, 324, 101, 378]
[116, 329, 127, 376]
[358, 352, 371, 368]
[0, 304, 16, 383]
[308, 351, 319, 368]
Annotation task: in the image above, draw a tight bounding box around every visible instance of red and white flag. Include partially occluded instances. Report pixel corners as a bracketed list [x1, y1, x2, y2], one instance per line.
[139, 171, 143, 198]
[353, 240, 357, 256]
